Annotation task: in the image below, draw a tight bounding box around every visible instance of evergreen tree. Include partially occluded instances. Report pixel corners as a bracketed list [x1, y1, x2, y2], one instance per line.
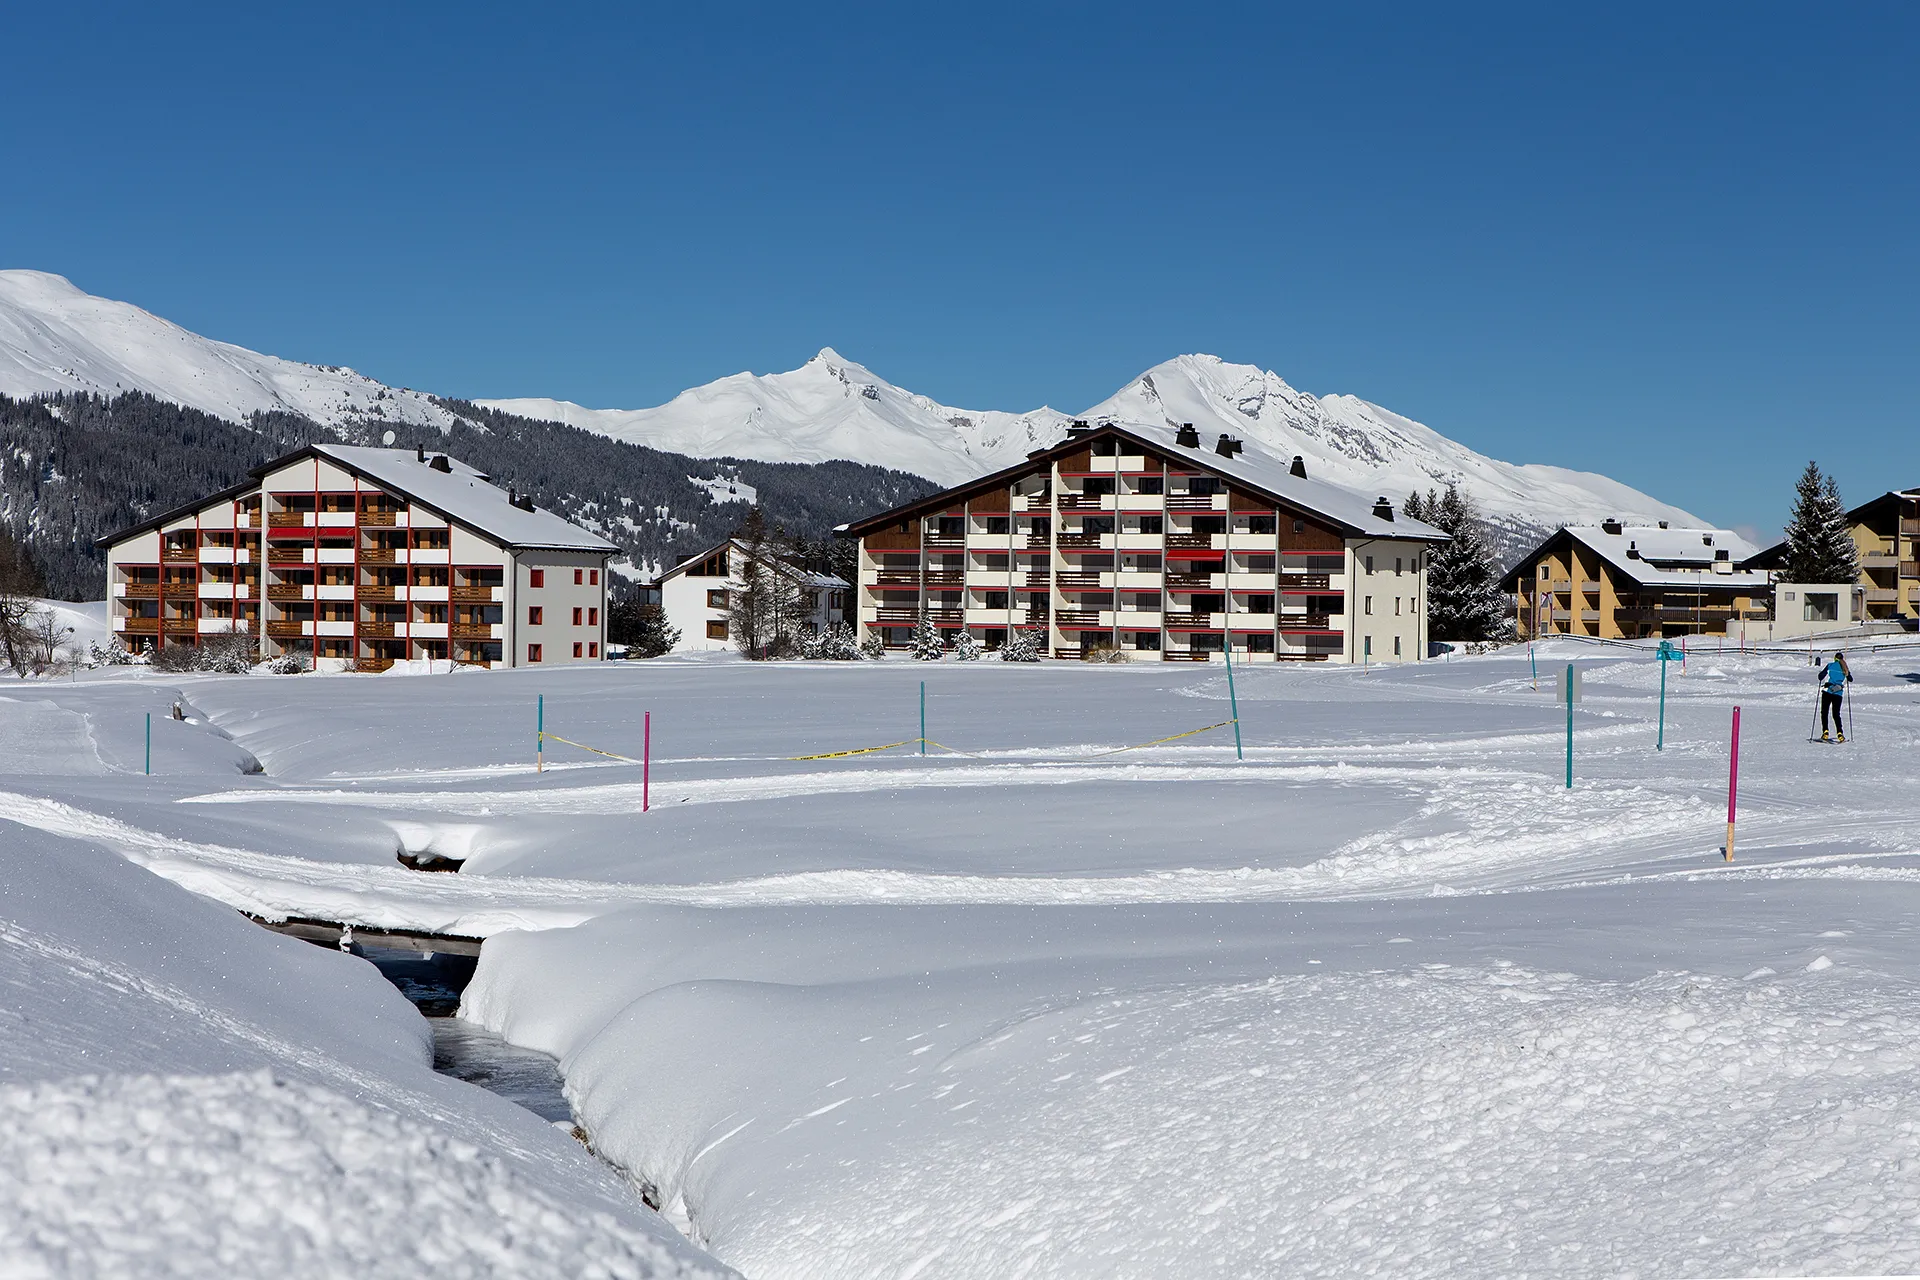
[1423, 483, 1510, 641]
[1779, 462, 1860, 585]
[859, 629, 887, 659]
[999, 627, 1043, 663]
[949, 630, 982, 661]
[910, 609, 945, 660]
[728, 506, 806, 659]
[608, 596, 680, 657]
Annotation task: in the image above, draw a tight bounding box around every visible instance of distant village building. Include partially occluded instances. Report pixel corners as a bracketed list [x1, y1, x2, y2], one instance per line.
[97, 445, 616, 669]
[836, 420, 1447, 662]
[1501, 521, 1770, 640]
[1740, 488, 1920, 626]
[650, 539, 849, 651]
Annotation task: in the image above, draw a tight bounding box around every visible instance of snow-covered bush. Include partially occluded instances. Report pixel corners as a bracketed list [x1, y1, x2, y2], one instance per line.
[196, 632, 260, 674]
[267, 642, 312, 675]
[910, 612, 945, 661]
[146, 643, 199, 674]
[808, 621, 861, 660]
[1000, 628, 1043, 663]
[948, 630, 981, 661]
[1080, 641, 1129, 663]
[89, 639, 136, 667]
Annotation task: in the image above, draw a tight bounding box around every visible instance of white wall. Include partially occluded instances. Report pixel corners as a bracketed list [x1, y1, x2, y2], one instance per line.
[1347, 538, 1429, 664]
[510, 551, 609, 667]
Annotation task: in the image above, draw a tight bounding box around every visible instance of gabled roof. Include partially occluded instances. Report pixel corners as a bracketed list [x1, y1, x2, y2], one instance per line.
[97, 444, 618, 553]
[1500, 523, 1769, 592]
[651, 538, 849, 589]
[1740, 488, 1920, 570]
[837, 420, 1448, 542]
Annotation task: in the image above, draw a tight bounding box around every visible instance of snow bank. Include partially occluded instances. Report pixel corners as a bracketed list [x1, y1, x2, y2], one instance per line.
[0, 1070, 727, 1280]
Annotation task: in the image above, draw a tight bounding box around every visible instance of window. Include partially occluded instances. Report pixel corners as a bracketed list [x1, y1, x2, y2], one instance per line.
[707, 620, 728, 640]
[1081, 516, 1115, 535]
[528, 606, 543, 625]
[1247, 515, 1276, 534]
[590, 569, 599, 586]
[1133, 631, 1161, 651]
[574, 569, 583, 585]
[573, 642, 583, 658]
[1395, 557, 1403, 575]
[1394, 636, 1403, 656]
[1247, 634, 1275, 653]
[984, 590, 1009, 610]
[706, 589, 728, 609]
[588, 607, 598, 625]
[1364, 597, 1373, 615]
[1410, 596, 1417, 614]
[1138, 515, 1163, 534]
[1292, 519, 1305, 534]
[1136, 476, 1164, 494]
[588, 642, 598, 658]
[572, 607, 583, 626]
[984, 516, 1011, 535]
[527, 643, 542, 663]
[529, 569, 545, 588]
[1364, 635, 1372, 657]
[1247, 595, 1275, 614]
[1364, 556, 1374, 575]
[1395, 597, 1402, 616]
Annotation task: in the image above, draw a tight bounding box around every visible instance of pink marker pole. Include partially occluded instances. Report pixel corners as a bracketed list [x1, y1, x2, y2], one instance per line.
[1724, 705, 1741, 862]
[643, 711, 651, 813]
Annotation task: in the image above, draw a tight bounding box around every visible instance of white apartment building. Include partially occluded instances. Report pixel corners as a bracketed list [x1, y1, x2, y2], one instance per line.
[838, 420, 1446, 663]
[97, 444, 617, 669]
[651, 539, 850, 652]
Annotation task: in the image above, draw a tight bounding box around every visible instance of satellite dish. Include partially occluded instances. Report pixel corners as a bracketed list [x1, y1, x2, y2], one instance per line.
[381, 430, 397, 446]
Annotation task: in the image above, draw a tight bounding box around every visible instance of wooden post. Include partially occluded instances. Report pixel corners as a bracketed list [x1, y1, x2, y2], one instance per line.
[1725, 705, 1741, 862]
[642, 711, 651, 813]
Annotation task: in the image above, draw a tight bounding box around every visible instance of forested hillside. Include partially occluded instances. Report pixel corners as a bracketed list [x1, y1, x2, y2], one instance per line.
[0, 392, 935, 599]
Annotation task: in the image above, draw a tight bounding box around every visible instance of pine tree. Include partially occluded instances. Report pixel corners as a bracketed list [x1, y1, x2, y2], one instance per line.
[1000, 627, 1043, 663]
[1780, 462, 1859, 585]
[910, 609, 945, 660]
[859, 629, 887, 659]
[949, 630, 982, 661]
[728, 506, 807, 659]
[1423, 483, 1509, 641]
[608, 597, 679, 658]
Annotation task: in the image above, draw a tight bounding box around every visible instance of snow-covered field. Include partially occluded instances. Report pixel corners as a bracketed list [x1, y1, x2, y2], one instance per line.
[4, 641, 1920, 1276]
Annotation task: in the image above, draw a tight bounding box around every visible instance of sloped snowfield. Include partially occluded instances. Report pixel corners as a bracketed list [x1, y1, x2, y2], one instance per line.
[4, 640, 1920, 1277]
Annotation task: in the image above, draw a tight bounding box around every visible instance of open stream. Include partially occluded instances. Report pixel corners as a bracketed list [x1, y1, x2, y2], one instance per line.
[353, 943, 575, 1125]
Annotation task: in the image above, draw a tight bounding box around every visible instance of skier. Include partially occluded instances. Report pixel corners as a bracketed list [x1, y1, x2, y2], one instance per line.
[1819, 651, 1852, 743]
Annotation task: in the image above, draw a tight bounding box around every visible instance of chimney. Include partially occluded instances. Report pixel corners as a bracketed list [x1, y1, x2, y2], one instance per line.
[1214, 434, 1243, 458]
[1174, 423, 1200, 448]
[1627, 541, 1641, 559]
[1289, 454, 1307, 478]
[429, 454, 452, 473]
[514, 492, 535, 512]
[1657, 520, 1669, 529]
[1066, 419, 1092, 438]
[415, 446, 426, 462]
[1601, 518, 1622, 535]
[1372, 496, 1395, 522]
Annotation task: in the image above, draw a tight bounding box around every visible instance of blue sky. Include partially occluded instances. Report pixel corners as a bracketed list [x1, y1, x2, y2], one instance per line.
[6, 2, 1915, 537]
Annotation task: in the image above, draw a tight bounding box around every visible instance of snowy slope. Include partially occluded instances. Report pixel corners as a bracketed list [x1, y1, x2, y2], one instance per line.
[484, 349, 1071, 486]
[0, 270, 454, 430]
[0, 271, 1703, 545]
[487, 351, 1705, 545]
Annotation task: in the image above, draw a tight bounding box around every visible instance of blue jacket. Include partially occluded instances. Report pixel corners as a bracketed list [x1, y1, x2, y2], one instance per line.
[1823, 660, 1850, 695]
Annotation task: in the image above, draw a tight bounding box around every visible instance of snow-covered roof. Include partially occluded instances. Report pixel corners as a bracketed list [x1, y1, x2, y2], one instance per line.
[309, 446, 617, 553]
[652, 538, 848, 588]
[1534, 524, 1770, 590]
[1097, 421, 1448, 541]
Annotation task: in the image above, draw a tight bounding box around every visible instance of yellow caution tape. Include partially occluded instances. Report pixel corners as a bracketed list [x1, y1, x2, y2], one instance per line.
[538, 732, 639, 763]
[1090, 719, 1239, 757]
[786, 738, 921, 762]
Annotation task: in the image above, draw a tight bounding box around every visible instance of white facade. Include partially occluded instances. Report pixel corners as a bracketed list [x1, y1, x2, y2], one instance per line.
[1761, 582, 1870, 641]
[99, 446, 616, 670]
[653, 541, 849, 652]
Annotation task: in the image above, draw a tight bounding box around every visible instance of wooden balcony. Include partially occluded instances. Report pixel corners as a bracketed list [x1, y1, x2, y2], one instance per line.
[1165, 573, 1214, 590]
[1025, 535, 1051, 549]
[1162, 650, 1213, 661]
[119, 616, 162, 633]
[161, 581, 199, 598]
[360, 547, 397, 563]
[925, 536, 963, 549]
[1163, 612, 1213, 628]
[1057, 494, 1103, 511]
[162, 548, 197, 562]
[1167, 496, 1216, 511]
[1056, 572, 1103, 589]
[358, 511, 397, 526]
[265, 621, 309, 639]
[923, 571, 963, 587]
[1277, 573, 1331, 591]
[872, 572, 920, 586]
[118, 582, 161, 598]
[1166, 534, 1213, 551]
[358, 585, 396, 601]
[359, 621, 396, 638]
[1057, 534, 1104, 549]
[1278, 613, 1334, 631]
[267, 547, 309, 565]
[1025, 496, 1052, 511]
[450, 624, 496, 641]
[1054, 610, 1101, 627]
[265, 584, 308, 602]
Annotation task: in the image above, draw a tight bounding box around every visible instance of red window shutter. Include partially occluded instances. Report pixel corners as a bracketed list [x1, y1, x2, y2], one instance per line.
[530, 569, 545, 588]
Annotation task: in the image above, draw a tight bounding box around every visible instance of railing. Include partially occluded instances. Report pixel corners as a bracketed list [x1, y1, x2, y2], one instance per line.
[359, 621, 396, 638]
[119, 582, 161, 598]
[1025, 535, 1052, 549]
[1166, 534, 1213, 551]
[358, 511, 397, 526]
[361, 548, 397, 562]
[1278, 613, 1333, 630]
[267, 548, 308, 564]
[1277, 573, 1331, 591]
[268, 512, 308, 527]
[161, 581, 199, 597]
[1025, 496, 1052, 511]
[1057, 494, 1103, 510]
[1167, 496, 1216, 511]
[1162, 650, 1212, 661]
[1163, 612, 1213, 628]
[265, 621, 309, 638]
[925, 536, 963, 549]
[119, 617, 161, 632]
[1057, 534, 1104, 549]
[451, 585, 501, 602]
[358, 585, 396, 601]
[1903, 562, 1920, 579]
[1053, 610, 1101, 627]
[1165, 573, 1213, 589]
[266, 585, 308, 601]
[450, 624, 496, 641]
[1902, 519, 1920, 538]
[1056, 573, 1103, 589]
[162, 547, 197, 561]
[872, 572, 920, 586]
[923, 571, 963, 587]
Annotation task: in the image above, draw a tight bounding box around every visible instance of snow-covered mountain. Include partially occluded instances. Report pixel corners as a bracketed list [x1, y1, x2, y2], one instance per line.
[0, 270, 454, 430]
[0, 270, 1707, 552]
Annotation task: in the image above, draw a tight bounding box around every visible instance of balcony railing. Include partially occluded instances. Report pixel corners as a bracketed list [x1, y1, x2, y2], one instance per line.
[1056, 572, 1103, 589]
[358, 511, 398, 526]
[1057, 494, 1103, 511]
[358, 585, 397, 601]
[1056, 534, 1104, 549]
[265, 585, 308, 601]
[872, 572, 920, 586]
[265, 621, 309, 638]
[1165, 534, 1213, 551]
[359, 621, 397, 638]
[1167, 495, 1216, 511]
[451, 585, 502, 602]
[1277, 573, 1331, 591]
[119, 582, 161, 598]
[924, 536, 963, 549]
[268, 512, 307, 527]
[923, 571, 963, 587]
[1278, 613, 1334, 630]
[361, 548, 397, 563]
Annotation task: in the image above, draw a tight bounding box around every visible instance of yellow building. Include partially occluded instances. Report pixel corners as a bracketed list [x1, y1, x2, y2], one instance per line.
[1502, 521, 1770, 640]
[1740, 489, 1920, 624]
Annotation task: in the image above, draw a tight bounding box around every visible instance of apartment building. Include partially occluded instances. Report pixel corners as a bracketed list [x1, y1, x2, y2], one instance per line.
[837, 420, 1446, 663]
[1501, 521, 1770, 640]
[1740, 488, 1920, 624]
[97, 445, 617, 669]
[651, 539, 850, 651]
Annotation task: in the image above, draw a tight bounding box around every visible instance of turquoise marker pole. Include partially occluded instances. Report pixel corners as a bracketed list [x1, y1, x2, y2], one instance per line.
[1565, 663, 1574, 788]
[145, 712, 151, 776]
[919, 681, 925, 755]
[1530, 643, 1537, 690]
[1657, 653, 1668, 751]
[1224, 641, 1243, 760]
